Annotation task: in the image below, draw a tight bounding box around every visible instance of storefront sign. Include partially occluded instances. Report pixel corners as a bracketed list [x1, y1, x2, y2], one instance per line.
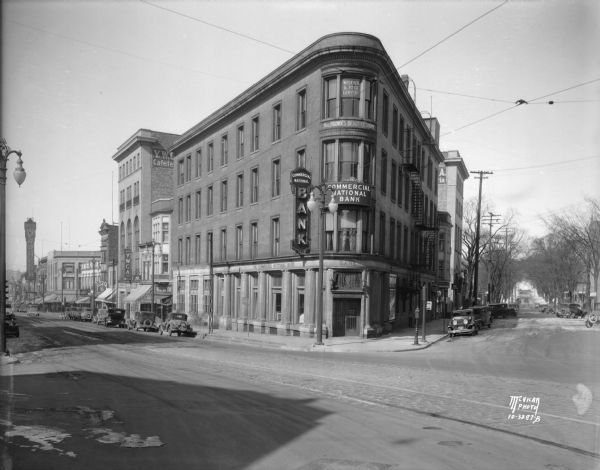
[327, 181, 374, 206]
[123, 249, 131, 280]
[322, 120, 376, 131]
[290, 168, 311, 254]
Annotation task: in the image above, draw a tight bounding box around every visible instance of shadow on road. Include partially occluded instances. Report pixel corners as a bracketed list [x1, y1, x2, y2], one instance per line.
[1, 370, 330, 470]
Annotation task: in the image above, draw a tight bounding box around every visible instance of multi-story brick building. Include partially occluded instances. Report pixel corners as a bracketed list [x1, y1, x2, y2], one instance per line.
[170, 32, 446, 338]
[112, 129, 180, 317]
[439, 150, 469, 309]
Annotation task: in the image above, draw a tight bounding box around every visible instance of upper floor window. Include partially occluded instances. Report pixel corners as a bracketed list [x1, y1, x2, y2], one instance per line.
[323, 139, 373, 184]
[296, 89, 307, 130]
[207, 185, 213, 216]
[185, 154, 192, 181]
[237, 125, 244, 159]
[250, 222, 258, 259]
[177, 159, 184, 185]
[338, 141, 358, 180]
[382, 92, 389, 136]
[271, 217, 280, 257]
[207, 143, 214, 173]
[392, 106, 398, 147]
[235, 225, 243, 260]
[250, 167, 259, 204]
[324, 76, 337, 118]
[272, 103, 281, 142]
[195, 149, 202, 177]
[296, 148, 306, 168]
[381, 150, 388, 194]
[220, 180, 228, 212]
[341, 77, 360, 117]
[236, 173, 244, 208]
[221, 134, 228, 167]
[272, 158, 281, 197]
[251, 116, 260, 152]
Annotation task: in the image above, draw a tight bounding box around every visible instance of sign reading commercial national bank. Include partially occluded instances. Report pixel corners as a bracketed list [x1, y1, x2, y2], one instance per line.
[327, 182, 374, 206]
[290, 168, 312, 255]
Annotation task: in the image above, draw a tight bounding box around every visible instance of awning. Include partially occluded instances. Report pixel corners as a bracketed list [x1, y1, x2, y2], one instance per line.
[123, 285, 152, 303]
[63, 294, 77, 303]
[75, 296, 91, 305]
[95, 288, 116, 303]
[44, 293, 60, 303]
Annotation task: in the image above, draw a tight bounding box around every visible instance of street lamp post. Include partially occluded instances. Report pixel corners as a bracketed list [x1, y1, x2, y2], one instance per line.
[1, 138, 26, 354]
[306, 184, 338, 346]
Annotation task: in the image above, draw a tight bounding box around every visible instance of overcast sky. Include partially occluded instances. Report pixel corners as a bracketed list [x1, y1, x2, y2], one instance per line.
[2, 0, 599, 271]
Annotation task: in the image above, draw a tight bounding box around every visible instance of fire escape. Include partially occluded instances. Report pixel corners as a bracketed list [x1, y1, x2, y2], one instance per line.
[401, 133, 438, 274]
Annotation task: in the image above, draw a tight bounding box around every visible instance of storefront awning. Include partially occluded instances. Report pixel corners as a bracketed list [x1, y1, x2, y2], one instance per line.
[95, 288, 116, 303]
[123, 285, 151, 303]
[75, 296, 91, 305]
[44, 293, 60, 303]
[63, 294, 77, 303]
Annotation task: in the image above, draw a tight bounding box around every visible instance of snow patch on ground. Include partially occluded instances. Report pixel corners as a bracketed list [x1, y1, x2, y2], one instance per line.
[86, 428, 164, 447]
[1, 419, 75, 457]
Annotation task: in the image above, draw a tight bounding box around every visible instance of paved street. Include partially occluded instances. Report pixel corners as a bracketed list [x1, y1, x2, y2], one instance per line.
[1, 307, 599, 470]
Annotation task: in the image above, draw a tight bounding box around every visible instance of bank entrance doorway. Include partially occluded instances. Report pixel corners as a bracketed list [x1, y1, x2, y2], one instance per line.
[332, 298, 361, 337]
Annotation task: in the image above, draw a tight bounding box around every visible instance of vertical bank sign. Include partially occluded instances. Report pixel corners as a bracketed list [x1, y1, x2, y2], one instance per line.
[290, 168, 312, 254]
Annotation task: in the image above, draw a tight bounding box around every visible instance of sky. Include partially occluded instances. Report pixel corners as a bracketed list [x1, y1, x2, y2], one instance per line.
[2, 0, 599, 271]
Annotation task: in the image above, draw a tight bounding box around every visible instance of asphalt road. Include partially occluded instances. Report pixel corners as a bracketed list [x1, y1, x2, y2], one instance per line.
[1, 308, 599, 470]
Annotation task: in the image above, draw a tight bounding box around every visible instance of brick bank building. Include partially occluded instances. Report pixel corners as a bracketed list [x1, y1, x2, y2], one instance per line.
[171, 33, 445, 338]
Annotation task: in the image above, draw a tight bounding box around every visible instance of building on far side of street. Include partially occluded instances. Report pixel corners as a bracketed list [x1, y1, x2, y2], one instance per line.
[112, 129, 180, 318]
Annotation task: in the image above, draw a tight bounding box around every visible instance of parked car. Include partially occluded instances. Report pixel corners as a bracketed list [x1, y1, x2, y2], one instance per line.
[158, 312, 197, 337]
[568, 303, 586, 319]
[489, 303, 517, 319]
[4, 312, 20, 338]
[80, 308, 94, 322]
[128, 311, 158, 332]
[94, 308, 109, 325]
[104, 308, 126, 328]
[447, 309, 479, 337]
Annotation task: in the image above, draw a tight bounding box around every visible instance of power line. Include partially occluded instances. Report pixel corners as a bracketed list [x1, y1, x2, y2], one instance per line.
[139, 0, 295, 55]
[527, 77, 600, 103]
[493, 155, 600, 173]
[418, 87, 514, 104]
[397, 0, 508, 69]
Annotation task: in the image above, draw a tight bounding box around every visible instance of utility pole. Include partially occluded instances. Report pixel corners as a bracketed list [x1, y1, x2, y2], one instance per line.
[470, 170, 493, 306]
[482, 212, 501, 303]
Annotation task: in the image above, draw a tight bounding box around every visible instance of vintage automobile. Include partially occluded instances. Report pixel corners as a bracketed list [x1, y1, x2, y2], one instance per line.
[128, 311, 158, 332]
[4, 312, 20, 338]
[489, 303, 517, 319]
[448, 309, 480, 337]
[158, 312, 197, 337]
[106, 308, 126, 328]
[80, 308, 94, 322]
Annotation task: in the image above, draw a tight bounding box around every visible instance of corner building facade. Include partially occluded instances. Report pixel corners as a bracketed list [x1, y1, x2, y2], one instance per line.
[171, 33, 444, 338]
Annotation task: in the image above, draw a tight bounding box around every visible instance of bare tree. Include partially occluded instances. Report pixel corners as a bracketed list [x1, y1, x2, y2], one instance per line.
[545, 198, 600, 309]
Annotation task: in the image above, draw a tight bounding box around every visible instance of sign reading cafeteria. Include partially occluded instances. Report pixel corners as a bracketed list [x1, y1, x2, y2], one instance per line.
[326, 181, 374, 206]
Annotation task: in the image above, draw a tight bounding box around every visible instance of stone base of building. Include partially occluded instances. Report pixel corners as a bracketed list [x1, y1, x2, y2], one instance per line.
[276, 323, 291, 336]
[219, 316, 232, 330]
[299, 324, 315, 338]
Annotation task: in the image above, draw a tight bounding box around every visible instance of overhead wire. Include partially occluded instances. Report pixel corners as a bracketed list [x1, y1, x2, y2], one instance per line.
[396, 0, 509, 69]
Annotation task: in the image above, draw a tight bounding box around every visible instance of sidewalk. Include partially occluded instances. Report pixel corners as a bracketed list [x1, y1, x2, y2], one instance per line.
[195, 318, 449, 353]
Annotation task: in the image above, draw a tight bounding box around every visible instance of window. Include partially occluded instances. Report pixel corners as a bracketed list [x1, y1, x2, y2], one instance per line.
[235, 225, 243, 260]
[399, 116, 405, 153]
[185, 194, 191, 222]
[207, 185, 213, 216]
[177, 238, 183, 264]
[272, 103, 281, 142]
[251, 116, 259, 152]
[250, 167, 259, 204]
[270, 273, 282, 321]
[220, 180, 228, 212]
[195, 234, 201, 264]
[379, 212, 386, 255]
[237, 125, 244, 159]
[381, 150, 387, 194]
[340, 77, 360, 117]
[195, 190, 201, 219]
[195, 149, 202, 177]
[236, 173, 244, 207]
[220, 228, 227, 261]
[296, 89, 307, 130]
[185, 154, 192, 181]
[271, 217, 280, 256]
[296, 148, 306, 168]
[221, 134, 228, 166]
[323, 141, 335, 181]
[207, 143, 214, 173]
[250, 222, 258, 259]
[404, 173, 410, 213]
[272, 158, 281, 197]
[363, 142, 373, 184]
[365, 80, 375, 120]
[391, 161, 397, 202]
[390, 218, 396, 259]
[397, 166, 403, 207]
[178, 198, 183, 224]
[382, 92, 389, 136]
[392, 106, 398, 147]
[162, 222, 169, 243]
[338, 141, 357, 179]
[178, 159, 184, 185]
[324, 76, 337, 118]
[185, 236, 191, 265]
[206, 232, 213, 263]
[397, 222, 402, 262]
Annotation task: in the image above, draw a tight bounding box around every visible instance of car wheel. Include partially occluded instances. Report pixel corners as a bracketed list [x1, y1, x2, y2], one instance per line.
[586, 320, 593, 328]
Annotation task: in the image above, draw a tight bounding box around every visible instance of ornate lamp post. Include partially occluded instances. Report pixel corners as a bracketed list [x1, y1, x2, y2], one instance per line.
[1, 138, 26, 354]
[306, 184, 338, 345]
